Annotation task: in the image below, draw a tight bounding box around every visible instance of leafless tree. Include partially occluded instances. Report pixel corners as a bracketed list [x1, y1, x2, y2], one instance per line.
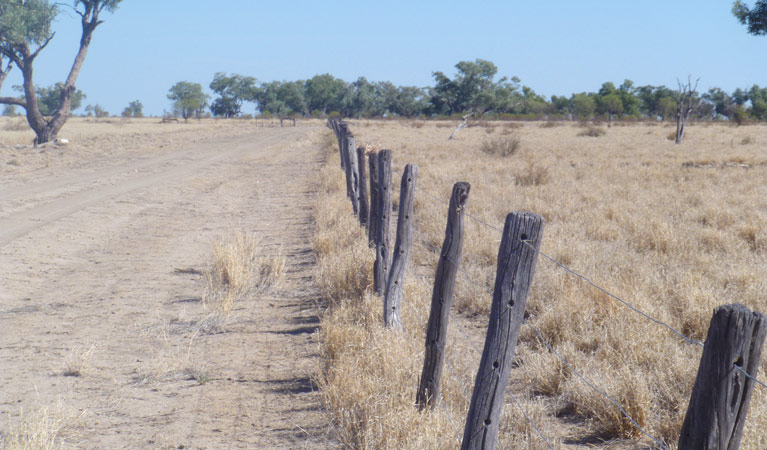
[674, 77, 700, 144]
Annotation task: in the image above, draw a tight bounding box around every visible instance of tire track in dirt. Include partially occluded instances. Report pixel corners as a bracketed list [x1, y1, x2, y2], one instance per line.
[0, 126, 334, 448]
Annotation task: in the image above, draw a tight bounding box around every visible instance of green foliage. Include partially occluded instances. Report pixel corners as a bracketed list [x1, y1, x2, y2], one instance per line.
[209, 72, 257, 117]
[121, 100, 142, 118]
[2, 104, 18, 116]
[571, 93, 596, 119]
[0, 0, 57, 47]
[305, 74, 349, 115]
[733, 1, 767, 35]
[36, 83, 85, 115]
[167, 81, 208, 120]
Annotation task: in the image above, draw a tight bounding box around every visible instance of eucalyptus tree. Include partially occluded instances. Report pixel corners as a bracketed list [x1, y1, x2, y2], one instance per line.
[733, 1, 767, 35]
[0, 0, 122, 144]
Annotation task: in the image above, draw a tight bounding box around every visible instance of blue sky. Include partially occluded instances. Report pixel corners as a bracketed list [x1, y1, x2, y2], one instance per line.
[4, 0, 765, 116]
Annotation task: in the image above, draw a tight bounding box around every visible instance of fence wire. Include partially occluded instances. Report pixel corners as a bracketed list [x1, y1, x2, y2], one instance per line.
[414, 225, 665, 449]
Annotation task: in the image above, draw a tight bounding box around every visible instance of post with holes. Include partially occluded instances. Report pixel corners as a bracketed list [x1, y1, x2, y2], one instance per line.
[374, 150, 392, 296]
[462, 212, 544, 450]
[384, 164, 418, 329]
[368, 152, 379, 247]
[346, 133, 360, 216]
[344, 132, 360, 216]
[678, 304, 766, 450]
[417, 182, 471, 410]
[357, 146, 369, 227]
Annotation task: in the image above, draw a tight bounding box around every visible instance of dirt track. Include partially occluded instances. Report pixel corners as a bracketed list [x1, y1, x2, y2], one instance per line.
[0, 126, 334, 448]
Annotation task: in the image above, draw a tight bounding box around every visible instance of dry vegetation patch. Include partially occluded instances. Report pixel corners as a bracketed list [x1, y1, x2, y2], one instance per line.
[316, 120, 767, 448]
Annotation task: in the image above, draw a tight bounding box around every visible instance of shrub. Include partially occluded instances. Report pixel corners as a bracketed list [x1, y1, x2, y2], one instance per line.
[480, 136, 521, 157]
[577, 126, 606, 137]
[539, 121, 562, 128]
[515, 162, 550, 186]
[741, 135, 755, 145]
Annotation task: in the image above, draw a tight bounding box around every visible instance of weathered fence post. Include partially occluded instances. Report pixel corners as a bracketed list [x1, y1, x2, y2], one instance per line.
[462, 212, 544, 450]
[384, 164, 418, 329]
[357, 146, 369, 227]
[368, 152, 379, 247]
[678, 303, 766, 450]
[334, 120, 346, 170]
[343, 132, 360, 216]
[416, 182, 471, 410]
[373, 150, 392, 296]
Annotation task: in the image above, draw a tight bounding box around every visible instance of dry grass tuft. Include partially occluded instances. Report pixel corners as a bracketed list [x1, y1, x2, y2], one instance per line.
[515, 162, 550, 186]
[202, 232, 285, 320]
[480, 136, 521, 157]
[1, 400, 86, 450]
[741, 135, 755, 145]
[578, 126, 607, 137]
[62, 345, 96, 377]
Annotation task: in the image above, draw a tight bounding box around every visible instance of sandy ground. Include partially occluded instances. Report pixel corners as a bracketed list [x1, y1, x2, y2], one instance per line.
[0, 123, 335, 448]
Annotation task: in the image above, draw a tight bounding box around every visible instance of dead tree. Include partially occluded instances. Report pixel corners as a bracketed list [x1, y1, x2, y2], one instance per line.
[448, 113, 471, 140]
[674, 77, 699, 144]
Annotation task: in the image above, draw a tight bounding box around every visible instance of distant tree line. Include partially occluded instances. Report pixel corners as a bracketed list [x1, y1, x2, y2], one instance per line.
[166, 59, 767, 123]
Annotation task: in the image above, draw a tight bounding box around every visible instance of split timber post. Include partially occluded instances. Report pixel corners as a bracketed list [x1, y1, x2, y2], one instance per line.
[383, 164, 418, 329]
[462, 212, 544, 450]
[373, 150, 392, 296]
[368, 151, 379, 247]
[678, 304, 766, 450]
[416, 182, 471, 410]
[344, 131, 360, 216]
[338, 122, 349, 172]
[357, 147, 370, 227]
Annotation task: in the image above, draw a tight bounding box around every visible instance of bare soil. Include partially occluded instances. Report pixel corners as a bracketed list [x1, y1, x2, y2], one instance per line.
[0, 124, 335, 448]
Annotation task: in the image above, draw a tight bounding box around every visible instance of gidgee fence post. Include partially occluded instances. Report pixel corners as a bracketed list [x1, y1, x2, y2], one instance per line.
[344, 132, 360, 216]
[374, 150, 392, 296]
[384, 164, 418, 329]
[462, 212, 544, 450]
[678, 304, 766, 450]
[417, 182, 471, 410]
[336, 121, 347, 171]
[368, 152, 379, 247]
[357, 146, 369, 227]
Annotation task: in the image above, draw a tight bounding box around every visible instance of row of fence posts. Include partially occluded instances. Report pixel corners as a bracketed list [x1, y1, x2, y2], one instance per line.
[326, 118, 767, 450]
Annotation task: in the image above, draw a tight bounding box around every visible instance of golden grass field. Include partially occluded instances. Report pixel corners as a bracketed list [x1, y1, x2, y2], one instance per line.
[313, 119, 767, 448]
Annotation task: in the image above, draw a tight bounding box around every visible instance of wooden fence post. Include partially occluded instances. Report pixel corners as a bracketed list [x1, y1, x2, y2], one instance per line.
[374, 150, 392, 296]
[348, 133, 360, 216]
[368, 152, 379, 247]
[343, 132, 360, 216]
[462, 212, 544, 450]
[678, 303, 766, 450]
[357, 146, 369, 227]
[334, 120, 346, 170]
[384, 164, 418, 329]
[416, 182, 471, 410]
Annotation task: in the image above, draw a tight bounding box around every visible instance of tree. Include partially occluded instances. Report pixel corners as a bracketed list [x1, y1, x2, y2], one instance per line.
[0, 0, 122, 144]
[36, 83, 85, 116]
[600, 93, 623, 126]
[209, 72, 257, 117]
[430, 59, 500, 116]
[674, 77, 700, 144]
[121, 100, 142, 118]
[571, 93, 596, 120]
[733, 1, 767, 35]
[167, 81, 208, 121]
[304, 74, 348, 115]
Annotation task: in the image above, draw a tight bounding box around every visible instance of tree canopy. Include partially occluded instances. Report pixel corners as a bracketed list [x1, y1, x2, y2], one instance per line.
[168, 81, 208, 120]
[733, 1, 767, 35]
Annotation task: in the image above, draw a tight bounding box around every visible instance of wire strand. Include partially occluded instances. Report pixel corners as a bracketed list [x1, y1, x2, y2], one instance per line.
[734, 364, 767, 390]
[525, 322, 669, 450]
[522, 240, 704, 348]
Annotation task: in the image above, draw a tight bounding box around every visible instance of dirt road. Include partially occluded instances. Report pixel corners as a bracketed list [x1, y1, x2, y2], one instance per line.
[0, 126, 333, 448]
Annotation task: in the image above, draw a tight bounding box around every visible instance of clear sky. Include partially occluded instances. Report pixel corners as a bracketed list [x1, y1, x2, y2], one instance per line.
[5, 0, 765, 116]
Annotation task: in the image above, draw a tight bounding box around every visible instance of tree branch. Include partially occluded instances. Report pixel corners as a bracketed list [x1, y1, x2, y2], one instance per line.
[0, 96, 28, 108]
[30, 33, 56, 60]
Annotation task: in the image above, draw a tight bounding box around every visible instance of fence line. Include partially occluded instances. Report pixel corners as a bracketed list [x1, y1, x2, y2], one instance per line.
[414, 227, 667, 448]
[327, 118, 767, 449]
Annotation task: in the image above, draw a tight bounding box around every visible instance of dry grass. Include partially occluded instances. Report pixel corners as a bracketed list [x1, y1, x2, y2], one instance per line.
[480, 136, 521, 157]
[577, 126, 607, 137]
[315, 120, 767, 449]
[1, 400, 86, 450]
[61, 345, 96, 377]
[202, 232, 285, 322]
